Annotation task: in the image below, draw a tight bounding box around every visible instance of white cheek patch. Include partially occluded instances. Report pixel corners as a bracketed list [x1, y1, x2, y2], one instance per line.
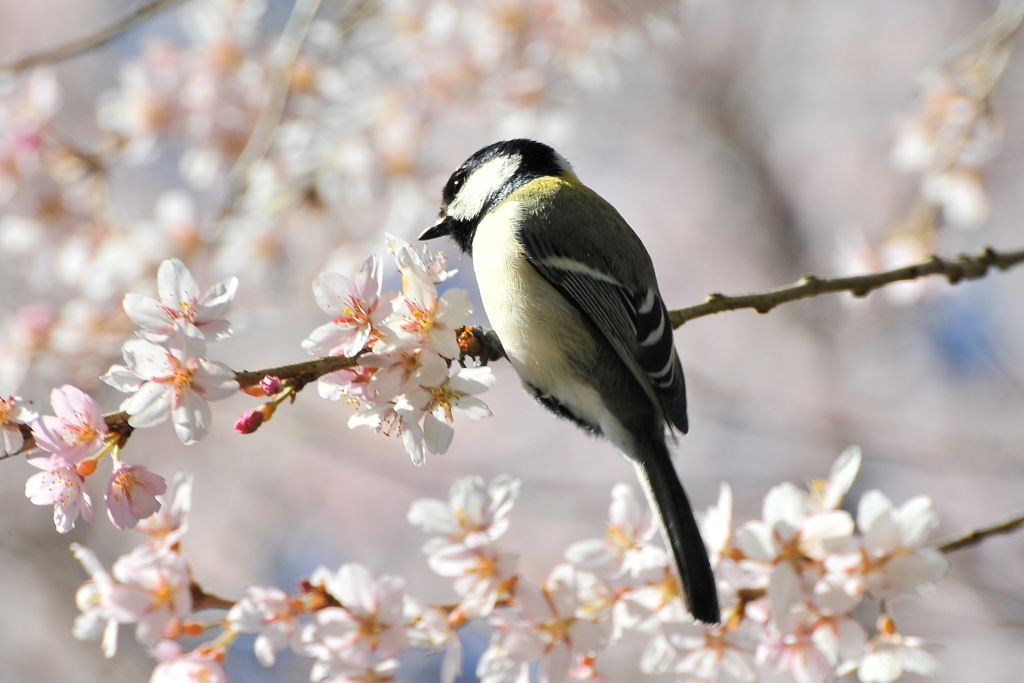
[447, 154, 522, 221]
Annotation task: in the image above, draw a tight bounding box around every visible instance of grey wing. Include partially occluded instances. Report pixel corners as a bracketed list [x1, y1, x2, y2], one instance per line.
[519, 229, 689, 433]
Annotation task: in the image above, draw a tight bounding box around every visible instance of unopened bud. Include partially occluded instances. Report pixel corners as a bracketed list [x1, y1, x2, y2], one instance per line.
[260, 375, 284, 395]
[234, 408, 265, 434]
[75, 458, 98, 477]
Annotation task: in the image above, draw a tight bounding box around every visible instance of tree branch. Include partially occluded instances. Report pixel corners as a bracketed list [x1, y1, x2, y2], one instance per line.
[933, 510, 1024, 553]
[669, 245, 1024, 328]
[0, 0, 185, 75]
[215, 0, 378, 220]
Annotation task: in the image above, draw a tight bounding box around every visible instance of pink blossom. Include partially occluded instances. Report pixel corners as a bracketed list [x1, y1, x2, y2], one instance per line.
[640, 621, 757, 682]
[407, 474, 522, 551]
[839, 630, 940, 683]
[491, 565, 610, 683]
[135, 472, 192, 551]
[71, 543, 151, 658]
[101, 335, 238, 445]
[699, 482, 734, 568]
[303, 563, 409, 674]
[318, 363, 379, 403]
[150, 647, 228, 683]
[0, 394, 36, 456]
[398, 366, 495, 456]
[565, 482, 668, 580]
[30, 384, 107, 463]
[111, 547, 193, 645]
[25, 455, 95, 533]
[856, 490, 950, 600]
[122, 258, 238, 342]
[227, 585, 301, 666]
[105, 461, 167, 529]
[348, 399, 427, 465]
[428, 534, 518, 620]
[385, 233, 457, 284]
[302, 254, 394, 357]
[359, 342, 448, 401]
[387, 267, 471, 359]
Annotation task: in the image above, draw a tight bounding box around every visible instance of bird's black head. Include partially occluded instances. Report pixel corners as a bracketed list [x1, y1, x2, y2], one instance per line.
[418, 139, 573, 254]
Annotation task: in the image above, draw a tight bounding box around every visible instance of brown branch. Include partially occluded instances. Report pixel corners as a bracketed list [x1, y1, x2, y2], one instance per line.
[190, 582, 236, 611]
[669, 245, 1024, 328]
[933, 510, 1024, 553]
[0, 0, 186, 75]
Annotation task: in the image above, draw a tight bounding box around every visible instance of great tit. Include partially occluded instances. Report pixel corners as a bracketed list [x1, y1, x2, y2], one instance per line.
[419, 139, 720, 624]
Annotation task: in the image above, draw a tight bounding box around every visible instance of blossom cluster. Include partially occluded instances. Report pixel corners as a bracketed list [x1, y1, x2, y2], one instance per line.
[68, 450, 952, 683]
[12, 258, 238, 534]
[300, 234, 494, 465]
[0, 0, 686, 395]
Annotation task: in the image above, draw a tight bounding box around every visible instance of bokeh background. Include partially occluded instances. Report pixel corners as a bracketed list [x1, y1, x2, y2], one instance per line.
[1, 0, 1023, 681]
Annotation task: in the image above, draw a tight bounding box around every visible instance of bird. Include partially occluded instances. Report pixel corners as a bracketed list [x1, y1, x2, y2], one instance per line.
[418, 139, 720, 624]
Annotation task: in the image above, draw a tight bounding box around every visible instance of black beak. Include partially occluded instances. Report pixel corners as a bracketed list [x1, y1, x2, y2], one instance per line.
[418, 216, 449, 241]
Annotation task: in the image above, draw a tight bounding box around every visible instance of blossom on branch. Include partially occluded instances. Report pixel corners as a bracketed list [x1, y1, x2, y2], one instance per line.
[407, 473, 522, 550]
[122, 258, 238, 342]
[302, 563, 409, 679]
[856, 491, 950, 600]
[565, 482, 668, 580]
[25, 455, 94, 533]
[227, 585, 302, 666]
[101, 335, 238, 445]
[29, 384, 107, 464]
[0, 394, 37, 456]
[105, 460, 167, 530]
[302, 254, 394, 357]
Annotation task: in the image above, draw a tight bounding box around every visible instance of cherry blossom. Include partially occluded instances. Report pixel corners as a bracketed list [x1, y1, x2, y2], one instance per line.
[29, 384, 108, 464]
[407, 473, 522, 550]
[110, 546, 193, 645]
[839, 628, 941, 683]
[483, 565, 610, 683]
[0, 394, 36, 456]
[70, 543, 151, 658]
[359, 342, 448, 401]
[227, 585, 301, 666]
[101, 335, 238, 445]
[348, 400, 427, 465]
[25, 455, 95, 533]
[856, 490, 950, 600]
[135, 471, 193, 551]
[318, 364, 379, 403]
[698, 482, 734, 568]
[385, 233, 457, 284]
[387, 266, 472, 360]
[427, 534, 518, 620]
[302, 254, 395, 357]
[641, 621, 757, 682]
[105, 460, 167, 530]
[565, 482, 668, 580]
[122, 258, 238, 342]
[398, 366, 496, 456]
[150, 644, 228, 683]
[302, 563, 409, 676]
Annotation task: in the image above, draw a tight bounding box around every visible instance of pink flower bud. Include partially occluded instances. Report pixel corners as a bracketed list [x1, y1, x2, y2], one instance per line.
[260, 375, 283, 395]
[235, 408, 265, 434]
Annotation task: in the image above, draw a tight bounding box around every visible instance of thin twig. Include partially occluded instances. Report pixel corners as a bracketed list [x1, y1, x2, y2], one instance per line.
[669, 245, 1024, 328]
[0, 0, 186, 75]
[933, 510, 1024, 553]
[216, 0, 326, 219]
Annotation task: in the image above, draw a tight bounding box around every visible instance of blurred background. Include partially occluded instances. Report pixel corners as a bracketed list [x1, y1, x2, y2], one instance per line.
[1, 0, 1023, 681]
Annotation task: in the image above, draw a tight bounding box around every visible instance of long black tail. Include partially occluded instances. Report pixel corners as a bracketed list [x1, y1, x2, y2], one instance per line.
[631, 439, 720, 624]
